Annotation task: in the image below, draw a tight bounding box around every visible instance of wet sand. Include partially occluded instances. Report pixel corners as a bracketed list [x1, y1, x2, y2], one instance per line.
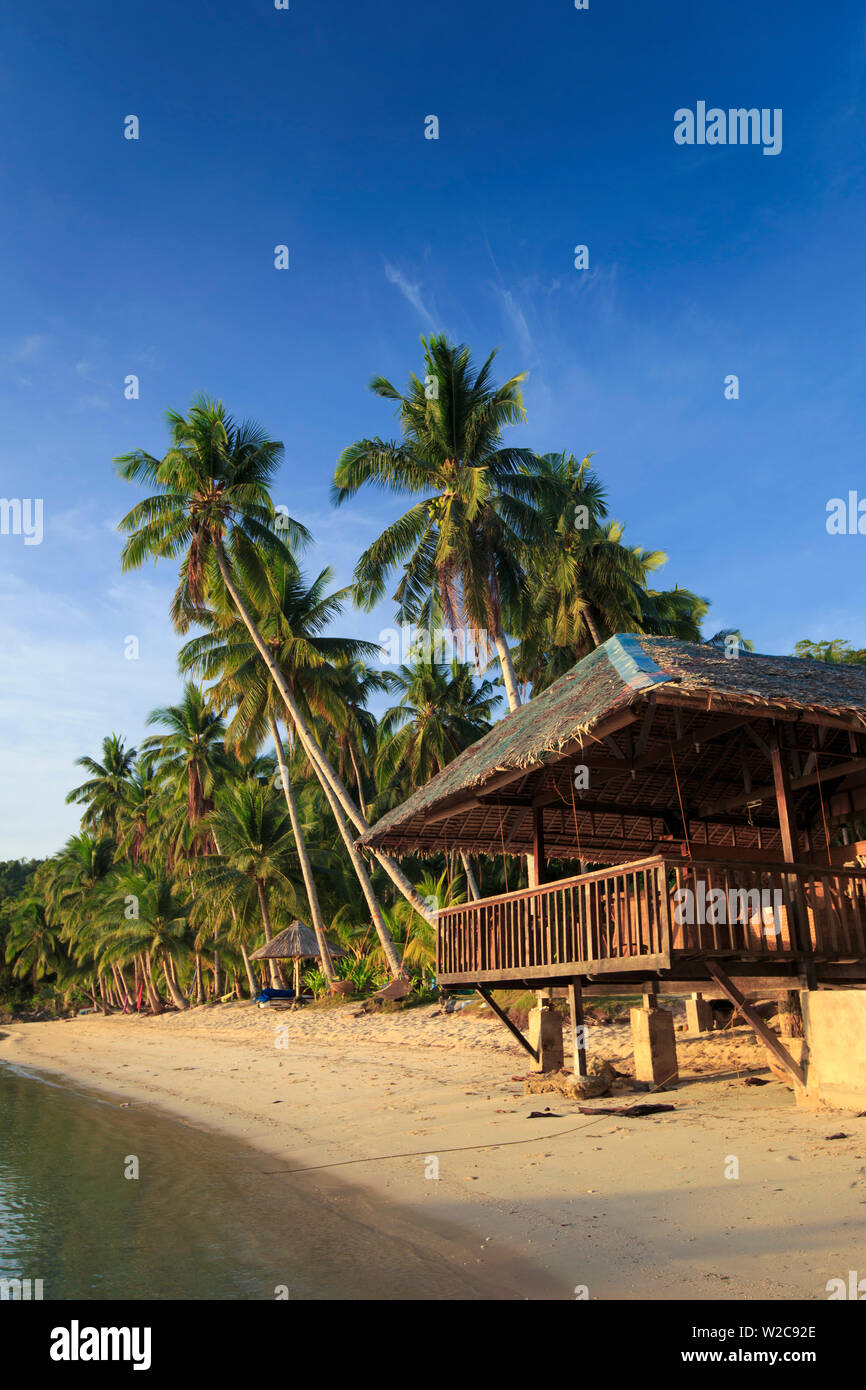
[3, 1000, 866, 1300]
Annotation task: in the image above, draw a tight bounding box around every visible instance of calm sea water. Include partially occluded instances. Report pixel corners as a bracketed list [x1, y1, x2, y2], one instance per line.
[0, 1058, 538, 1301]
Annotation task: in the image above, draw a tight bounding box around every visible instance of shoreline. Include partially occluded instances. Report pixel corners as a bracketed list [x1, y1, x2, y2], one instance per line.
[3, 1000, 865, 1300]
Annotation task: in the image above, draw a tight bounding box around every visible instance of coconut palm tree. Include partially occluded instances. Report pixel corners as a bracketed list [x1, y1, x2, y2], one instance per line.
[116, 396, 436, 967]
[199, 779, 305, 990]
[115, 753, 160, 864]
[99, 867, 193, 1012]
[334, 336, 549, 712]
[143, 683, 229, 855]
[510, 452, 708, 691]
[65, 734, 137, 841]
[327, 659, 389, 818]
[45, 833, 118, 931]
[5, 899, 63, 989]
[376, 657, 497, 897]
[376, 657, 497, 787]
[178, 560, 386, 985]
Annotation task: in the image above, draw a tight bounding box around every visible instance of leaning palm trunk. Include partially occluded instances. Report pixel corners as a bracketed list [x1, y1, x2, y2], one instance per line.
[582, 600, 603, 648]
[492, 626, 522, 712]
[115, 964, 132, 1011]
[159, 949, 188, 1010]
[307, 749, 406, 979]
[254, 879, 286, 989]
[269, 715, 336, 983]
[460, 852, 480, 900]
[240, 943, 258, 999]
[213, 540, 431, 944]
[348, 743, 368, 819]
[143, 952, 163, 1014]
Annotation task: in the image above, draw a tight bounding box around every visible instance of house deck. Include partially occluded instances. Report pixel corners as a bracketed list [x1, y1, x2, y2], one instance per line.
[436, 855, 866, 989]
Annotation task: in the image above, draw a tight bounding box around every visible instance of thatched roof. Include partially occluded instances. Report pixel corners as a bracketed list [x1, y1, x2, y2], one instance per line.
[359, 635, 866, 863]
[250, 921, 344, 961]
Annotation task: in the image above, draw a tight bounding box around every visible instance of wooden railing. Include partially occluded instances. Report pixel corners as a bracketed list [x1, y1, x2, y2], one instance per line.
[435, 856, 866, 983]
[437, 856, 672, 981]
[670, 858, 866, 958]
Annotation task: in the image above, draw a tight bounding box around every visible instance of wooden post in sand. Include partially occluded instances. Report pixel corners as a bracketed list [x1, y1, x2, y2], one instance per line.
[567, 979, 587, 1076]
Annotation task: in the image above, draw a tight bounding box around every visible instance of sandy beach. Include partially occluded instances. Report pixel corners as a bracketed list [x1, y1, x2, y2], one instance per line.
[3, 999, 866, 1300]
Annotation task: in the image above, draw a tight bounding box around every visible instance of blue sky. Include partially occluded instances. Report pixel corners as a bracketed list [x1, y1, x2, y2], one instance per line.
[1, 0, 865, 857]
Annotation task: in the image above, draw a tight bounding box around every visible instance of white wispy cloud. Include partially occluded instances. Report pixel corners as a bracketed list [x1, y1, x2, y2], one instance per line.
[383, 261, 438, 328]
[9, 333, 47, 363]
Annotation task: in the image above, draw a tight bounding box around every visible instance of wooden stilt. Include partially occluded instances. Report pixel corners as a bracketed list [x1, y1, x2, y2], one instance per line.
[567, 978, 587, 1076]
[476, 986, 538, 1062]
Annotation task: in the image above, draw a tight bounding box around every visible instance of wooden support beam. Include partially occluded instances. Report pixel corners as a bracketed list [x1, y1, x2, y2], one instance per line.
[705, 961, 805, 1086]
[700, 755, 866, 818]
[634, 712, 751, 770]
[770, 731, 800, 863]
[532, 805, 546, 886]
[744, 724, 773, 761]
[476, 986, 538, 1061]
[426, 794, 484, 824]
[567, 979, 587, 1076]
[634, 694, 657, 759]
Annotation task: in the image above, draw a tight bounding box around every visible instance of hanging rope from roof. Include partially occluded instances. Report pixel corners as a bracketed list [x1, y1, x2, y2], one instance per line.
[498, 802, 510, 893]
[569, 765, 584, 862]
[668, 740, 693, 858]
[813, 747, 832, 867]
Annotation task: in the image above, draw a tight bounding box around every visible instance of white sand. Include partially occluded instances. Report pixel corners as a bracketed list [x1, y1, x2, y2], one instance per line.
[3, 1000, 865, 1300]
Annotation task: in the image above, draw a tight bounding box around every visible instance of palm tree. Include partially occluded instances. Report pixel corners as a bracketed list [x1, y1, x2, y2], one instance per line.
[116, 397, 436, 968]
[327, 659, 389, 818]
[5, 899, 63, 989]
[99, 867, 193, 1012]
[642, 586, 709, 640]
[42, 832, 120, 1011]
[376, 657, 497, 898]
[45, 832, 117, 930]
[510, 452, 708, 690]
[143, 683, 228, 854]
[65, 734, 137, 840]
[334, 336, 548, 712]
[115, 753, 160, 864]
[200, 779, 304, 990]
[376, 657, 497, 787]
[178, 560, 387, 985]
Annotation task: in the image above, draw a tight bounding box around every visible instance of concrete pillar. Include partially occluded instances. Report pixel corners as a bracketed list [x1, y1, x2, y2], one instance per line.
[685, 991, 714, 1034]
[528, 1002, 564, 1073]
[630, 1000, 679, 1087]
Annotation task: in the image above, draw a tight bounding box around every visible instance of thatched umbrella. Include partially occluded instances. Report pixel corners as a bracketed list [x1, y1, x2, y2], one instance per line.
[250, 921, 344, 998]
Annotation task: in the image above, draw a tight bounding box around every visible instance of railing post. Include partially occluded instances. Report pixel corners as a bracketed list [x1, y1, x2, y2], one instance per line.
[657, 864, 672, 966]
[770, 730, 809, 952]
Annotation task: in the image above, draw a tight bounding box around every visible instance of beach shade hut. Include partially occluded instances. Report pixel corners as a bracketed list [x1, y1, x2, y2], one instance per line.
[357, 634, 866, 1082]
[250, 921, 344, 999]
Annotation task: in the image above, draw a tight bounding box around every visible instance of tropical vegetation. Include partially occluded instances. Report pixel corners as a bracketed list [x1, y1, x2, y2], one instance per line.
[2, 340, 857, 1017]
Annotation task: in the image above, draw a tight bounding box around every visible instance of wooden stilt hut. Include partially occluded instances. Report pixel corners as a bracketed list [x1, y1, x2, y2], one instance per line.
[250, 921, 343, 1000]
[358, 635, 866, 1080]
